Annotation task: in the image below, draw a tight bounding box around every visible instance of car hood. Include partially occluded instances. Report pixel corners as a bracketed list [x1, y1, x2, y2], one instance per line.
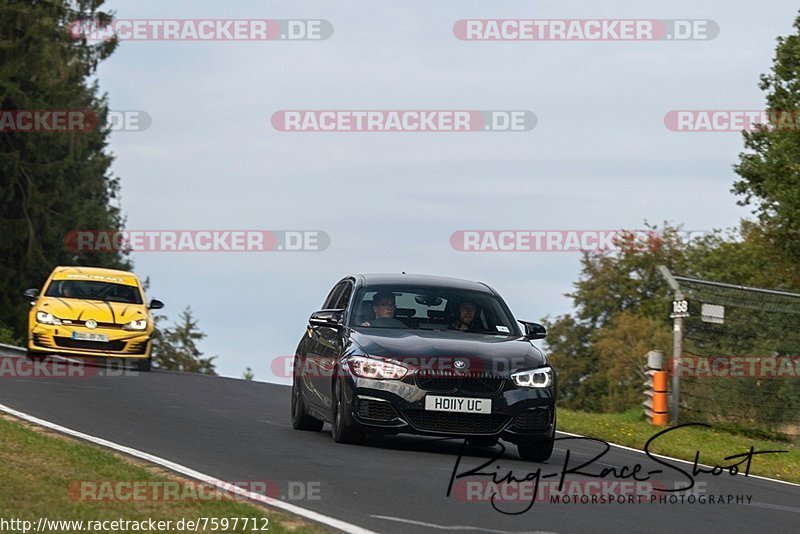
[36, 297, 148, 325]
[349, 328, 546, 373]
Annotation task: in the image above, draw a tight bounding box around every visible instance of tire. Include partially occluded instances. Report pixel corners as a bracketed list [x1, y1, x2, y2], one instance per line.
[136, 357, 152, 372]
[517, 439, 554, 462]
[331, 378, 364, 444]
[516, 415, 556, 462]
[291, 380, 324, 431]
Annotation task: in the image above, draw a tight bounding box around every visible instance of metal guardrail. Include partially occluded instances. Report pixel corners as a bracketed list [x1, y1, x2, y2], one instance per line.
[659, 265, 800, 433]
[0, 343, 26, 356]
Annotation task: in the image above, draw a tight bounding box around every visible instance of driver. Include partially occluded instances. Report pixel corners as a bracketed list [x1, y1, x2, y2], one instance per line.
[61, 282, 75, 298]
[361, 291, 406, 328]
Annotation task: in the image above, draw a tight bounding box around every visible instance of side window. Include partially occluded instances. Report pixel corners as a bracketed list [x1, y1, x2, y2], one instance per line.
[322, 283, 344, 309]
[322, 281, 353, 310]
[334, 283, 353, 310]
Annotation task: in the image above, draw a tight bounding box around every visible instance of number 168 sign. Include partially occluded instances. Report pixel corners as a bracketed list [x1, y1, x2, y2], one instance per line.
[670, 299, 690, 318]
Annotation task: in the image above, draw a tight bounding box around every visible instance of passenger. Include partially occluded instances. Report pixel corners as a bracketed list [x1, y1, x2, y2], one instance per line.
[452, 301, 478, 332]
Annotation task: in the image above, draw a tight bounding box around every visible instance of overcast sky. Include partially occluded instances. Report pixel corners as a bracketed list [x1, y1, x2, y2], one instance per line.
[95, 0, 798, 382]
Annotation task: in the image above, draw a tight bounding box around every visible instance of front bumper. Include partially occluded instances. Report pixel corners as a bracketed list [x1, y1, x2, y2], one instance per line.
[28, 324, 152, 360]
[343, 375, 556, 442]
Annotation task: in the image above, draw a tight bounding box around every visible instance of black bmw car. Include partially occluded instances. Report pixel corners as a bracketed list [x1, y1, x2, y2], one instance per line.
[291, 273, 557, 461]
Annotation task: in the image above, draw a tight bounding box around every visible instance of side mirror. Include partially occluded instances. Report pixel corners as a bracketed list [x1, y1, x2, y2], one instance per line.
[149, 299, 165, 310]
[520, 321, 546, 340]
[309, 309, 344, 327]
[24, 288, 39, 301]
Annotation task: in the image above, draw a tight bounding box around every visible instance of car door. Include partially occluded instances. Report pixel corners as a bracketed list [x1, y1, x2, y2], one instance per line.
[306, 280, 353, 410]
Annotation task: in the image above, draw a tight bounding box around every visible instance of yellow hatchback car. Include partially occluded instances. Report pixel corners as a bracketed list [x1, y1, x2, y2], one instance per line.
[24, 266, 164, 371]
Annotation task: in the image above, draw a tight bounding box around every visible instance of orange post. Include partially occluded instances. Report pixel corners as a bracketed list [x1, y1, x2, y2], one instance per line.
[651, 412, 669, 426]
[652, 392, 668, 413]
[653, 370, 668, 392]
[644, 353, 670, 426]
[650, 370, 669, 426]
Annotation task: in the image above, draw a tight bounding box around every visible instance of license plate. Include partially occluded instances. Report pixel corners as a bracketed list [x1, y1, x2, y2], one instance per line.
[424, 395, 492, 414]
[72, 332, 109, 342]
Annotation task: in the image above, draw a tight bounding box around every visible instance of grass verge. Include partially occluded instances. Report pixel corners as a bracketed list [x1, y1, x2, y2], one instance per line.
[0, 415, 329, 533]
[557, 408, 800, 484]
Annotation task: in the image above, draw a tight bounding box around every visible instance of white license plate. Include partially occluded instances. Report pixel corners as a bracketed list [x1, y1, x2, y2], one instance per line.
[424, 395, 492, 414]
[72, 332, 109, 342]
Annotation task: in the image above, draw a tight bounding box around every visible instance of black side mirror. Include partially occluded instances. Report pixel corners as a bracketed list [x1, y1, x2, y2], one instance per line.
[24, 288, 39, 300]
[520, 321, 547, 340]
[309, 309, 344, 327]
[149, 299, 164, 310]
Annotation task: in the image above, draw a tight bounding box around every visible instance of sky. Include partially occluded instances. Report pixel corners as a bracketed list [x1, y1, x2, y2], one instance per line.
[93, 0, 799, 382]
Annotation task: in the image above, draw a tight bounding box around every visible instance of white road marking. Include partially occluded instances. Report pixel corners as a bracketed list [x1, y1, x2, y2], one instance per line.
[371, 515, 557, 533]
[555, 431, 800, 488]
[744, 501, 800, 514]
[0, 403, 380, 534]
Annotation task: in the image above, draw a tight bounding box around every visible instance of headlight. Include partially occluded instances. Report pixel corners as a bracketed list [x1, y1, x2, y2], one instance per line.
[348, 355, 408, 380]
[512, 367, 554, 388]
[36, 311, 62, 325]
[123, 319, 148, 331]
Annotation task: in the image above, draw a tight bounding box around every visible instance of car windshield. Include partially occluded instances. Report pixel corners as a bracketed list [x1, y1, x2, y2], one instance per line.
[350, 285, 518, 335]
[45, 279, 143, 304]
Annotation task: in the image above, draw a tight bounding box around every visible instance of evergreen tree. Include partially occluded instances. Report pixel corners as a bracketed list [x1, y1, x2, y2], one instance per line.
[152, 307, 217, 375]
[0, 0, 128, 337]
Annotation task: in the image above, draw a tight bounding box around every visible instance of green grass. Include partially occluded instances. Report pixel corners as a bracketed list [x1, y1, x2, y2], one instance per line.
[557, 408, 800, 484]
[0, 416, 328, 533]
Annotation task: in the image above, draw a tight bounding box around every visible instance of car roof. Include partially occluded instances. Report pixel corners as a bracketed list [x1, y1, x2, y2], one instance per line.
[355, 273, 494, 293]
[50, 266, 140, 285]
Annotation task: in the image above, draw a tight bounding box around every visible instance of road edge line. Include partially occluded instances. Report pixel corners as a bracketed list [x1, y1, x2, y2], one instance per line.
[0, 402, 380, 534]
[555, 430, 800, 487]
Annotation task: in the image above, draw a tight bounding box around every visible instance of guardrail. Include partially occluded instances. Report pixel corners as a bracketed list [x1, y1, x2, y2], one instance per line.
[0, 343, 26, 356]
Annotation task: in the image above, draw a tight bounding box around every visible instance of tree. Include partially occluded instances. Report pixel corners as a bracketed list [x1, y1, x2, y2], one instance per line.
[733, 13, 800, 269]
[151, 307, 217, 375]
[594, 311, 672, 412]
[0, 0, 128, 338]
[542, 225, 694, 411]
[543, 16, 800, 418]
[0, 324, 20, 345]
[686, 221, 800, 290]
[540, 314, 598, 411]
[568, 226, 690, 329]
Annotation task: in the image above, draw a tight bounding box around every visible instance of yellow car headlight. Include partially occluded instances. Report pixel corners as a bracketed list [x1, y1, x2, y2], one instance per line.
[123, 319, 148, 331]
[36, 311, 62, 325]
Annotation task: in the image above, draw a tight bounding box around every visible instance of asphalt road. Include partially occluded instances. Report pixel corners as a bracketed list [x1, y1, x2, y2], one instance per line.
[0, 355, 798, 534]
